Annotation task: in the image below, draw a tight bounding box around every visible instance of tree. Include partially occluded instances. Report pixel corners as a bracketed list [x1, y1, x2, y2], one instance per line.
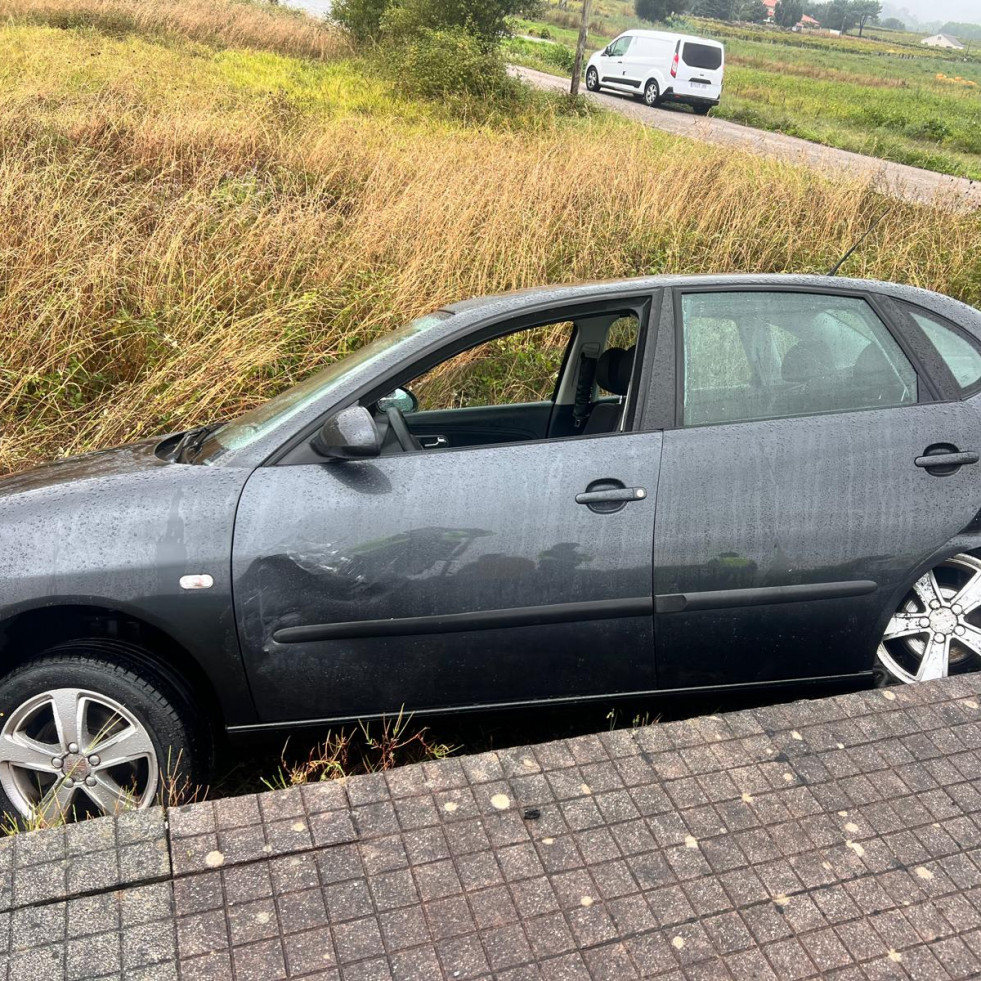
[738, 0, 769, 21]
[688, 0, 735, 18]
[853, 0, 881, 36]
[880, 15, 905, 29]
[332, 0, 389, 40]
[774, 0, 803, 26]
[821, 0, 858, 33]
[382, 0, 538, 46]
[635, 0, 688, 23]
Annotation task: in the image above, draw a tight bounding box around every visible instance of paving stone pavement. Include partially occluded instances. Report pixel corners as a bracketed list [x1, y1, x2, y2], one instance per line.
[7, 675, 981, 979]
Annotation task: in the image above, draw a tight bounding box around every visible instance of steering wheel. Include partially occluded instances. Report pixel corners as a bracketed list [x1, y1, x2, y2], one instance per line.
[385, 407, 422, 452]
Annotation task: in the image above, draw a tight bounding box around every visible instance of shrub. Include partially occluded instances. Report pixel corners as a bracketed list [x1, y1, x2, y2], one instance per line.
[332, 0, 388, 42]
[392, 27, 520, 102]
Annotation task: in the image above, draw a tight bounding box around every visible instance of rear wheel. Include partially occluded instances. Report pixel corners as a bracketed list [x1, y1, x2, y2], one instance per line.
[585, 67, 599, 92]
[643, 79, 660, 107]
[693, 104, 712, 116]
[876, 554, 981, 684]
[0, 642, 205, 823]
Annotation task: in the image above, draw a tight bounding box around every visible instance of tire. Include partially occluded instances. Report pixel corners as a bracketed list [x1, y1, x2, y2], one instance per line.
[0, 641, 206, 823]
[876, 553, 981, 685]
[693, 104, 712, 116]
[585, 67, 599, 92]
[643, 79, 660, 107]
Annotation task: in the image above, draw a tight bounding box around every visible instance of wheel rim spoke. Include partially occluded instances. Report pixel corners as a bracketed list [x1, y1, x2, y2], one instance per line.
[36, 776, 78, 823]
[953, 569, 981, 615]
[90, 724, 155, 769]
[0, 733, 59, 774]
[916, 634, 951, 681]
[82, 773, 136, 814]
[958, 623, 981, 656]
[49, 689, 84, 750]
[883, 612, 926, 642]
[912, 571, 944, 610]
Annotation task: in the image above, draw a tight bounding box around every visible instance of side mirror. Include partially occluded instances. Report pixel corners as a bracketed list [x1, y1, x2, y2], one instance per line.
[376, 387, 418, 414]
[311, 405, 381, 460]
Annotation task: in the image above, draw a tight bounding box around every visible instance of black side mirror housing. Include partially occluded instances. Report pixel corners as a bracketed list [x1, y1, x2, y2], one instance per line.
[311, 405, 381, 460]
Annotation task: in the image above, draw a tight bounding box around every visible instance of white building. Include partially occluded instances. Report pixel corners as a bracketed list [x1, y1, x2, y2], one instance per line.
[921, 33, 965, 49]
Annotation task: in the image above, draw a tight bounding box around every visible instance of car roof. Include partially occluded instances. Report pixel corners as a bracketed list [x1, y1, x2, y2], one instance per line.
[440, 274, 981, 339]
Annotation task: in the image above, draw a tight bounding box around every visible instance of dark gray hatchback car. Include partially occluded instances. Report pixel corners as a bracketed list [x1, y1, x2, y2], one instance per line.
[2, 273, 981, 821]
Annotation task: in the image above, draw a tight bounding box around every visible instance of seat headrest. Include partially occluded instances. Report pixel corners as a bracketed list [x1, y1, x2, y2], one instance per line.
[596, 346, 635, 396]
[853, 341, 889, 378]
[781, 340, 834, 384]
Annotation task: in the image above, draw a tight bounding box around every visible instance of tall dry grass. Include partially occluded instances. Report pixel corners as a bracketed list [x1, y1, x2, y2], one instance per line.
[0, 8, 978, 473]
[0, 0, 348, 58]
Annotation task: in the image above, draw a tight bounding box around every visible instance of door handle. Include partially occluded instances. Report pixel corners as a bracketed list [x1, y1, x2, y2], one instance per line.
[419, 435, 448, 449]
[915, 448, 979, 475]
[576, 487, 646, 505]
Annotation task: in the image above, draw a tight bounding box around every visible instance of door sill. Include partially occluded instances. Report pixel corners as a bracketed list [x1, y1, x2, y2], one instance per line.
[226, 671, 874, 735]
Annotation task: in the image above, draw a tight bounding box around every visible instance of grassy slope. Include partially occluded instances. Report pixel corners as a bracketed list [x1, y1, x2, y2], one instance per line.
[509, 2, 981, 180]
[0, 0, 979, 475]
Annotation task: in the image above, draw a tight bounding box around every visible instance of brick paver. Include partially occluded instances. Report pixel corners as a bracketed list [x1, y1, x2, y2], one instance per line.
[6, 675, 981, 979]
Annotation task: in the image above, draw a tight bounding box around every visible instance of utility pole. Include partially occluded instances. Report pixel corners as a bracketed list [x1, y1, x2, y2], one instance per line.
[570, 0, 594, 97]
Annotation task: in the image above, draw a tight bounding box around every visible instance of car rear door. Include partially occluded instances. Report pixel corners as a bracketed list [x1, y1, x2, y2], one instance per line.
[232, 295, 662, 723]
[649, 285, 981, 690]
[676, 39, 723, 102]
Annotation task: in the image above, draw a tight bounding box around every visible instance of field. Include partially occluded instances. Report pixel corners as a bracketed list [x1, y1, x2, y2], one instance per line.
[509, 2, 981, 180]
[0, 0, 979, 476]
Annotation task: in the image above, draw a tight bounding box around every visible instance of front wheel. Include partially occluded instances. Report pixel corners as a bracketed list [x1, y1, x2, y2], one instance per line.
[643, 79, 660, 107]
[0, 642, 205, 823]
[585, 67, 599, 92]
[876, 553, 981, 684]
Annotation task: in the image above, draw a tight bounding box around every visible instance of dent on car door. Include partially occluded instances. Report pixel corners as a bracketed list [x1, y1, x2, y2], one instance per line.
[651, 288, 981, 691]
[232, 297, 662, 723]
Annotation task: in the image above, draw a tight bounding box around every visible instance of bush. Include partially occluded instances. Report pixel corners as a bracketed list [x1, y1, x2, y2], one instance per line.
[332, 0, 388, 41]
[392, 27, 519, 101]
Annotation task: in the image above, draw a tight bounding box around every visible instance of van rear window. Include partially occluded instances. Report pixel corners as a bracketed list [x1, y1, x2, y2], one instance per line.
[682, 42, 722, 70]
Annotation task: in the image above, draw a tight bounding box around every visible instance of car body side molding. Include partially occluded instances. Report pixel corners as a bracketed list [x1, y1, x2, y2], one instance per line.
[655, 580, 878, 614]
[272, 597, 653, 644]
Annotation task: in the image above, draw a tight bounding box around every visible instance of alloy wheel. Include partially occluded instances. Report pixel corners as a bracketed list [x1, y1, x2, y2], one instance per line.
[586, 67, 599, 91]
[644, 80, 659, 106]
[0, 688, 158, 821]
[877, 553, 981, 684]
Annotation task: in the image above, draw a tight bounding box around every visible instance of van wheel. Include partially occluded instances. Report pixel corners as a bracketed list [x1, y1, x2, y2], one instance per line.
[585, 67, 599, 92]
[643, 80, 660, 107]
[693, 104, 711, 116]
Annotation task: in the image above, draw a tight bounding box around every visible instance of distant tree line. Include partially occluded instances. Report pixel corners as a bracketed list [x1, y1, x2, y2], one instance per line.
[939, 21, 981, 40]
[635, 0, 883, 33]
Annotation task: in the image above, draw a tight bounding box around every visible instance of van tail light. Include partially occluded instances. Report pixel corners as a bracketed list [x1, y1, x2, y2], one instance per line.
[671, 53, 678, 78]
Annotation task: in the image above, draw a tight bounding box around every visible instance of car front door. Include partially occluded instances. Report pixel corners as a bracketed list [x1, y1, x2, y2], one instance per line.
[598, 36, 632, 90]
[232, 298, 661, 723]
[651, 286, 981, 690]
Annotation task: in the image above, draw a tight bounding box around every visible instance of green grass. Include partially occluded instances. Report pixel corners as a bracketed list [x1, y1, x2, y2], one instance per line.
[510, 2, 981, 181]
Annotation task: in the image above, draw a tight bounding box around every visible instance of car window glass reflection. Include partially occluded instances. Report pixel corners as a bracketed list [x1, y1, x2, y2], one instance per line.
[682, 291, 917, 426]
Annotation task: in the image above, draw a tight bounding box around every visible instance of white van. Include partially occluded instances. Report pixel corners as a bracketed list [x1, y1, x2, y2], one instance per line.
[585, 30, 724, 114]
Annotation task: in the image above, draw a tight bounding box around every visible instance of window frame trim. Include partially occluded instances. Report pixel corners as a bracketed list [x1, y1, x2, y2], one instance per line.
[671, 284, 939, 431]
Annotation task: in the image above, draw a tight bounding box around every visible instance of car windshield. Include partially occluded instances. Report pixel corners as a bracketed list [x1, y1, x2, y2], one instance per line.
[195, 311, 450, 462]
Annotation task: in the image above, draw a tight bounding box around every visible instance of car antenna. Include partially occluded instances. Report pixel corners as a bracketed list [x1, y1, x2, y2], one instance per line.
[826, 208, 891, 277]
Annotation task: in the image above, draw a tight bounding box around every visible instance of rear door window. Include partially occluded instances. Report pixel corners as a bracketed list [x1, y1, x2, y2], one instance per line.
[680, 291, 917, 426]
[682, 42, 722, 70]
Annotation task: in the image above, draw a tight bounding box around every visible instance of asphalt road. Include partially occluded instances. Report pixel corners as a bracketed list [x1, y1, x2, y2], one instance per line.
[514, 65, 981, 211]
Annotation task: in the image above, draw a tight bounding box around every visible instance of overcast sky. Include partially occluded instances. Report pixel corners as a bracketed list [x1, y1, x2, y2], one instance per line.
[884, 0, 980, 23]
